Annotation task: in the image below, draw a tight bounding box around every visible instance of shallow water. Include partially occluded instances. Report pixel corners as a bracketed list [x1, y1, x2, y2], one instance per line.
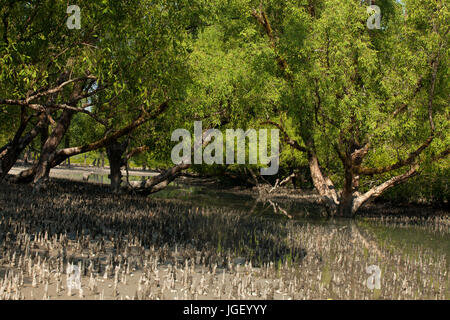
[158, 185, 449, 262]
[57, 172, 450, 263]
[1, 177, 448, 299]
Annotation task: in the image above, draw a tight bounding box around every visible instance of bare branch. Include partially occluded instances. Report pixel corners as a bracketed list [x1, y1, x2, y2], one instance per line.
[353, 164, 420, 212]
[0, 99, 45, 112]
[356, 135, 434, 176]
[50, 101, 169, 166]
[25, 76, 97, 103]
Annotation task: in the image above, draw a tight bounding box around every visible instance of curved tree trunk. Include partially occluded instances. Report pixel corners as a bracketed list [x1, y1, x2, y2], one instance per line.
[307, 150, 340, 215]
[129, 163, 191, 195]
[351, 164, 420, 213]
[33, 110, 75, 189]
[127, 130, 215, 195]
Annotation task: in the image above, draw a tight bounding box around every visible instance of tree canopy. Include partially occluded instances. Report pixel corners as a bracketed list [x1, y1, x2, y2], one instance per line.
[0, 0, 448, 216]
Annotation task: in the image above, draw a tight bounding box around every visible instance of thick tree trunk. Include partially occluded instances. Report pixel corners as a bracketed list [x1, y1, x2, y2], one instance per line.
[31, 78, 86, 189]
[307, 151, 339, 215]
[106, 140, 128, 193]
[33, 110, 74, 189]
[334, 143, 370, 217]
[338, 192, 355, 218]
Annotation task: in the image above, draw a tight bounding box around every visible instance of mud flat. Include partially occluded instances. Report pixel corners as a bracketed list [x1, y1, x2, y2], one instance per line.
[0, 179, 448, 300]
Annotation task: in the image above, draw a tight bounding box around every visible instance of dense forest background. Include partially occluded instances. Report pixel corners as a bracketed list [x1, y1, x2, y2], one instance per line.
[0, 0, 448, 216]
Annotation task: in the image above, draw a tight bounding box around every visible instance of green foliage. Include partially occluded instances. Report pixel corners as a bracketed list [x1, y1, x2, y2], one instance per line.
[381, 163, 449, 204]
[0, 0, 448, 204]
[245, 0, 448, 199]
